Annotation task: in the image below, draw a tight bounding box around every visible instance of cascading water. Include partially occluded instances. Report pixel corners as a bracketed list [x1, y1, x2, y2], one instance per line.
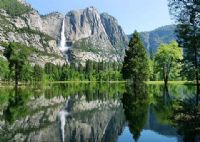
[59, 18, 69, 52]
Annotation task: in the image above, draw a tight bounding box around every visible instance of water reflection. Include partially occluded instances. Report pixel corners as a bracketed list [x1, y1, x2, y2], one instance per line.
[172, 100, 200, 142]
[58, 97, 71, 142]
[0, 83, 198, 142]
[3, 87, 31, 124]
[119, 82, 198, 142]
[121, 82, 149, 141]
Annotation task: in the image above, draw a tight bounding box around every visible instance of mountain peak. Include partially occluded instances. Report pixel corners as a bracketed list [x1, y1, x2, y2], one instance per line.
[86, 6, 97, 11]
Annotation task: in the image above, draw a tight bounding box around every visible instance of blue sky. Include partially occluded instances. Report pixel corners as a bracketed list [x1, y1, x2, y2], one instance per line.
[26, 0, 174, 34]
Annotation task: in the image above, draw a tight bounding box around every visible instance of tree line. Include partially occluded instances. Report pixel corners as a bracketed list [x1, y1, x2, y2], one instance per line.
[0, 42, 122, 84]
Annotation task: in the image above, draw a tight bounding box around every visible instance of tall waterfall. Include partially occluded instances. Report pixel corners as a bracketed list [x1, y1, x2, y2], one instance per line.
[59, 19, 69, 52]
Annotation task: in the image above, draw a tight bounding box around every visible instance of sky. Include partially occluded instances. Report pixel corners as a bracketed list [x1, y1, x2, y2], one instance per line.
[26, 0, 174, 34]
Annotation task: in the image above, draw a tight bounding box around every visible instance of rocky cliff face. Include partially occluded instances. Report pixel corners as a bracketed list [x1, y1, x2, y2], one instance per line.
[101, 13, 128, 56]
[24, 6, 128, 63]
[62, 7, 128, 63]
[0, 8, 66, 67]
[25, 10, 64, 40]
[0, 0, 128, 65]
[140, 25, 176, 56]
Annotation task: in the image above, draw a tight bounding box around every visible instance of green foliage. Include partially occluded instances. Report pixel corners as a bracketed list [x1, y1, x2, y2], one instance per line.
[0, 0, 32, 16]
[0, 58, 9, 80]
[44, 60, 122, 82]
[3, 42, 30, 85]
[122, 31, 149, 81]
[154, 41, 183, 85]
[169, 0, 200, 104]
[20, 63, 33, 81]
[3, 88, 33, 123]
[33, 65, 44, 81]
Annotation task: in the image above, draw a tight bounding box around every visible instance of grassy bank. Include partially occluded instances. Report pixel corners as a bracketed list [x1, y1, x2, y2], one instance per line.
[0, 80, 194, 87]
[49, 80, 127, 84]
[145, 81, 194, 85]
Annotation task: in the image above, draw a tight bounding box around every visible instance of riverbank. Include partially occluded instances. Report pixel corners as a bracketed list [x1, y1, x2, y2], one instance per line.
[0, 80, 194, 87]
[145, 81, 194, 85]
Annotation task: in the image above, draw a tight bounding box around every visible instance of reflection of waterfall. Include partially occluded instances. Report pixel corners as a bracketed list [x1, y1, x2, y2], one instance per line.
[58, 98, 70, 142]
[59, 18, 70, 52]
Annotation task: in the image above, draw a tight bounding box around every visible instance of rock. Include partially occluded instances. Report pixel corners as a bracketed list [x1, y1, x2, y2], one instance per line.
[23, 6, 128, 63]
[41, 12, 64, 39]
[25, 10, 43, 31]
[101, 13, 129, 55]
[0, 9, 66, 66]
[13, 133, 26, 142]
[0, 4, 129, 64]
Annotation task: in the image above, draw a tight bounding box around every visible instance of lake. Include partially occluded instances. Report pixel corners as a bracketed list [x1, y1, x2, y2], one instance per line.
[0, 83, 199, 142]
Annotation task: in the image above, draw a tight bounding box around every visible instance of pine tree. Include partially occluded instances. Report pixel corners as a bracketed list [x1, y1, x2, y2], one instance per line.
[4, 42, 30, 86]
[33, 65, 44, 81]
[121, 31, 149, 82]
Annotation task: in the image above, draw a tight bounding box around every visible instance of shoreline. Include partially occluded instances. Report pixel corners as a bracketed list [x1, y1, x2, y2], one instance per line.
[0, 80, 194, 87]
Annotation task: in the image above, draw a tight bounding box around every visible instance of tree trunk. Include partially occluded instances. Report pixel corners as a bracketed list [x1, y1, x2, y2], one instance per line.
[195, 71, 199, 106]
[15, 64, 19, 87]
[194, 46, 199, 106]
[163, 67, 168, 88]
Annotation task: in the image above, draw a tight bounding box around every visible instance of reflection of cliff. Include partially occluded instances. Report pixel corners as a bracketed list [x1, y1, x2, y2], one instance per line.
[0, 93, 124, 142]
[0, 94, 66, 142]
[62, 95, 125, 142]
[144, 105, 177, 136]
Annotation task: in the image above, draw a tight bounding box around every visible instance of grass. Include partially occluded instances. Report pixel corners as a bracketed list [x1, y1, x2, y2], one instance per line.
[0, 80, 127, 87]
[0, 80, 194, 87]
[145, 81, 194, 85]
[49, 80, 126, 84]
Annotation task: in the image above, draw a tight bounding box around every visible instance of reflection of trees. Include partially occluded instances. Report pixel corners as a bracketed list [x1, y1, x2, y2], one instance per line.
[153, 85, 173, 123]
[172, 100, 200, 142]
[150, 84, 196, 126]
[45, 83, 125, 101]
[3, 87, 31, 124]
[121, 82, 149, 141]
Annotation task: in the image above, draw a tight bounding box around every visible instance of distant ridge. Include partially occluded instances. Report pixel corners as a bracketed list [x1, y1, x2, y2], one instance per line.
[128, 25, 176, 56]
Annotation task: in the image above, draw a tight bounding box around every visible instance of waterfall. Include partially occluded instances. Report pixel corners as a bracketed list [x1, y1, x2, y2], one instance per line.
[59, 18, 69, 52]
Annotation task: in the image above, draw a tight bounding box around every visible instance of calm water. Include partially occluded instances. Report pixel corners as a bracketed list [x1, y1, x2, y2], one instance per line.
[0, 83, 199, 142]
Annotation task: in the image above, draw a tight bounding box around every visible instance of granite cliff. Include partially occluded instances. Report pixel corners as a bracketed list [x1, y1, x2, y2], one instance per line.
[0, 0, 128, 65]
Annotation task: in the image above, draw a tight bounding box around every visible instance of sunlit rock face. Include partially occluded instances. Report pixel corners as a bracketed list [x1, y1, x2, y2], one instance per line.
[0, 1, 128, 64]
[64, 7, 128, 63]
[23, 6, 128, 63]
[0, 8, 66, 67]
[100, 13, 129, 56]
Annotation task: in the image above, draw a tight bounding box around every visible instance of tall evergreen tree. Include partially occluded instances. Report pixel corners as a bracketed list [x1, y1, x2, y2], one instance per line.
[4, 42, 30, 86]
[33, 65, 44, 81]
[121, 31, 149, 82]
[169, 0, 200, 105]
